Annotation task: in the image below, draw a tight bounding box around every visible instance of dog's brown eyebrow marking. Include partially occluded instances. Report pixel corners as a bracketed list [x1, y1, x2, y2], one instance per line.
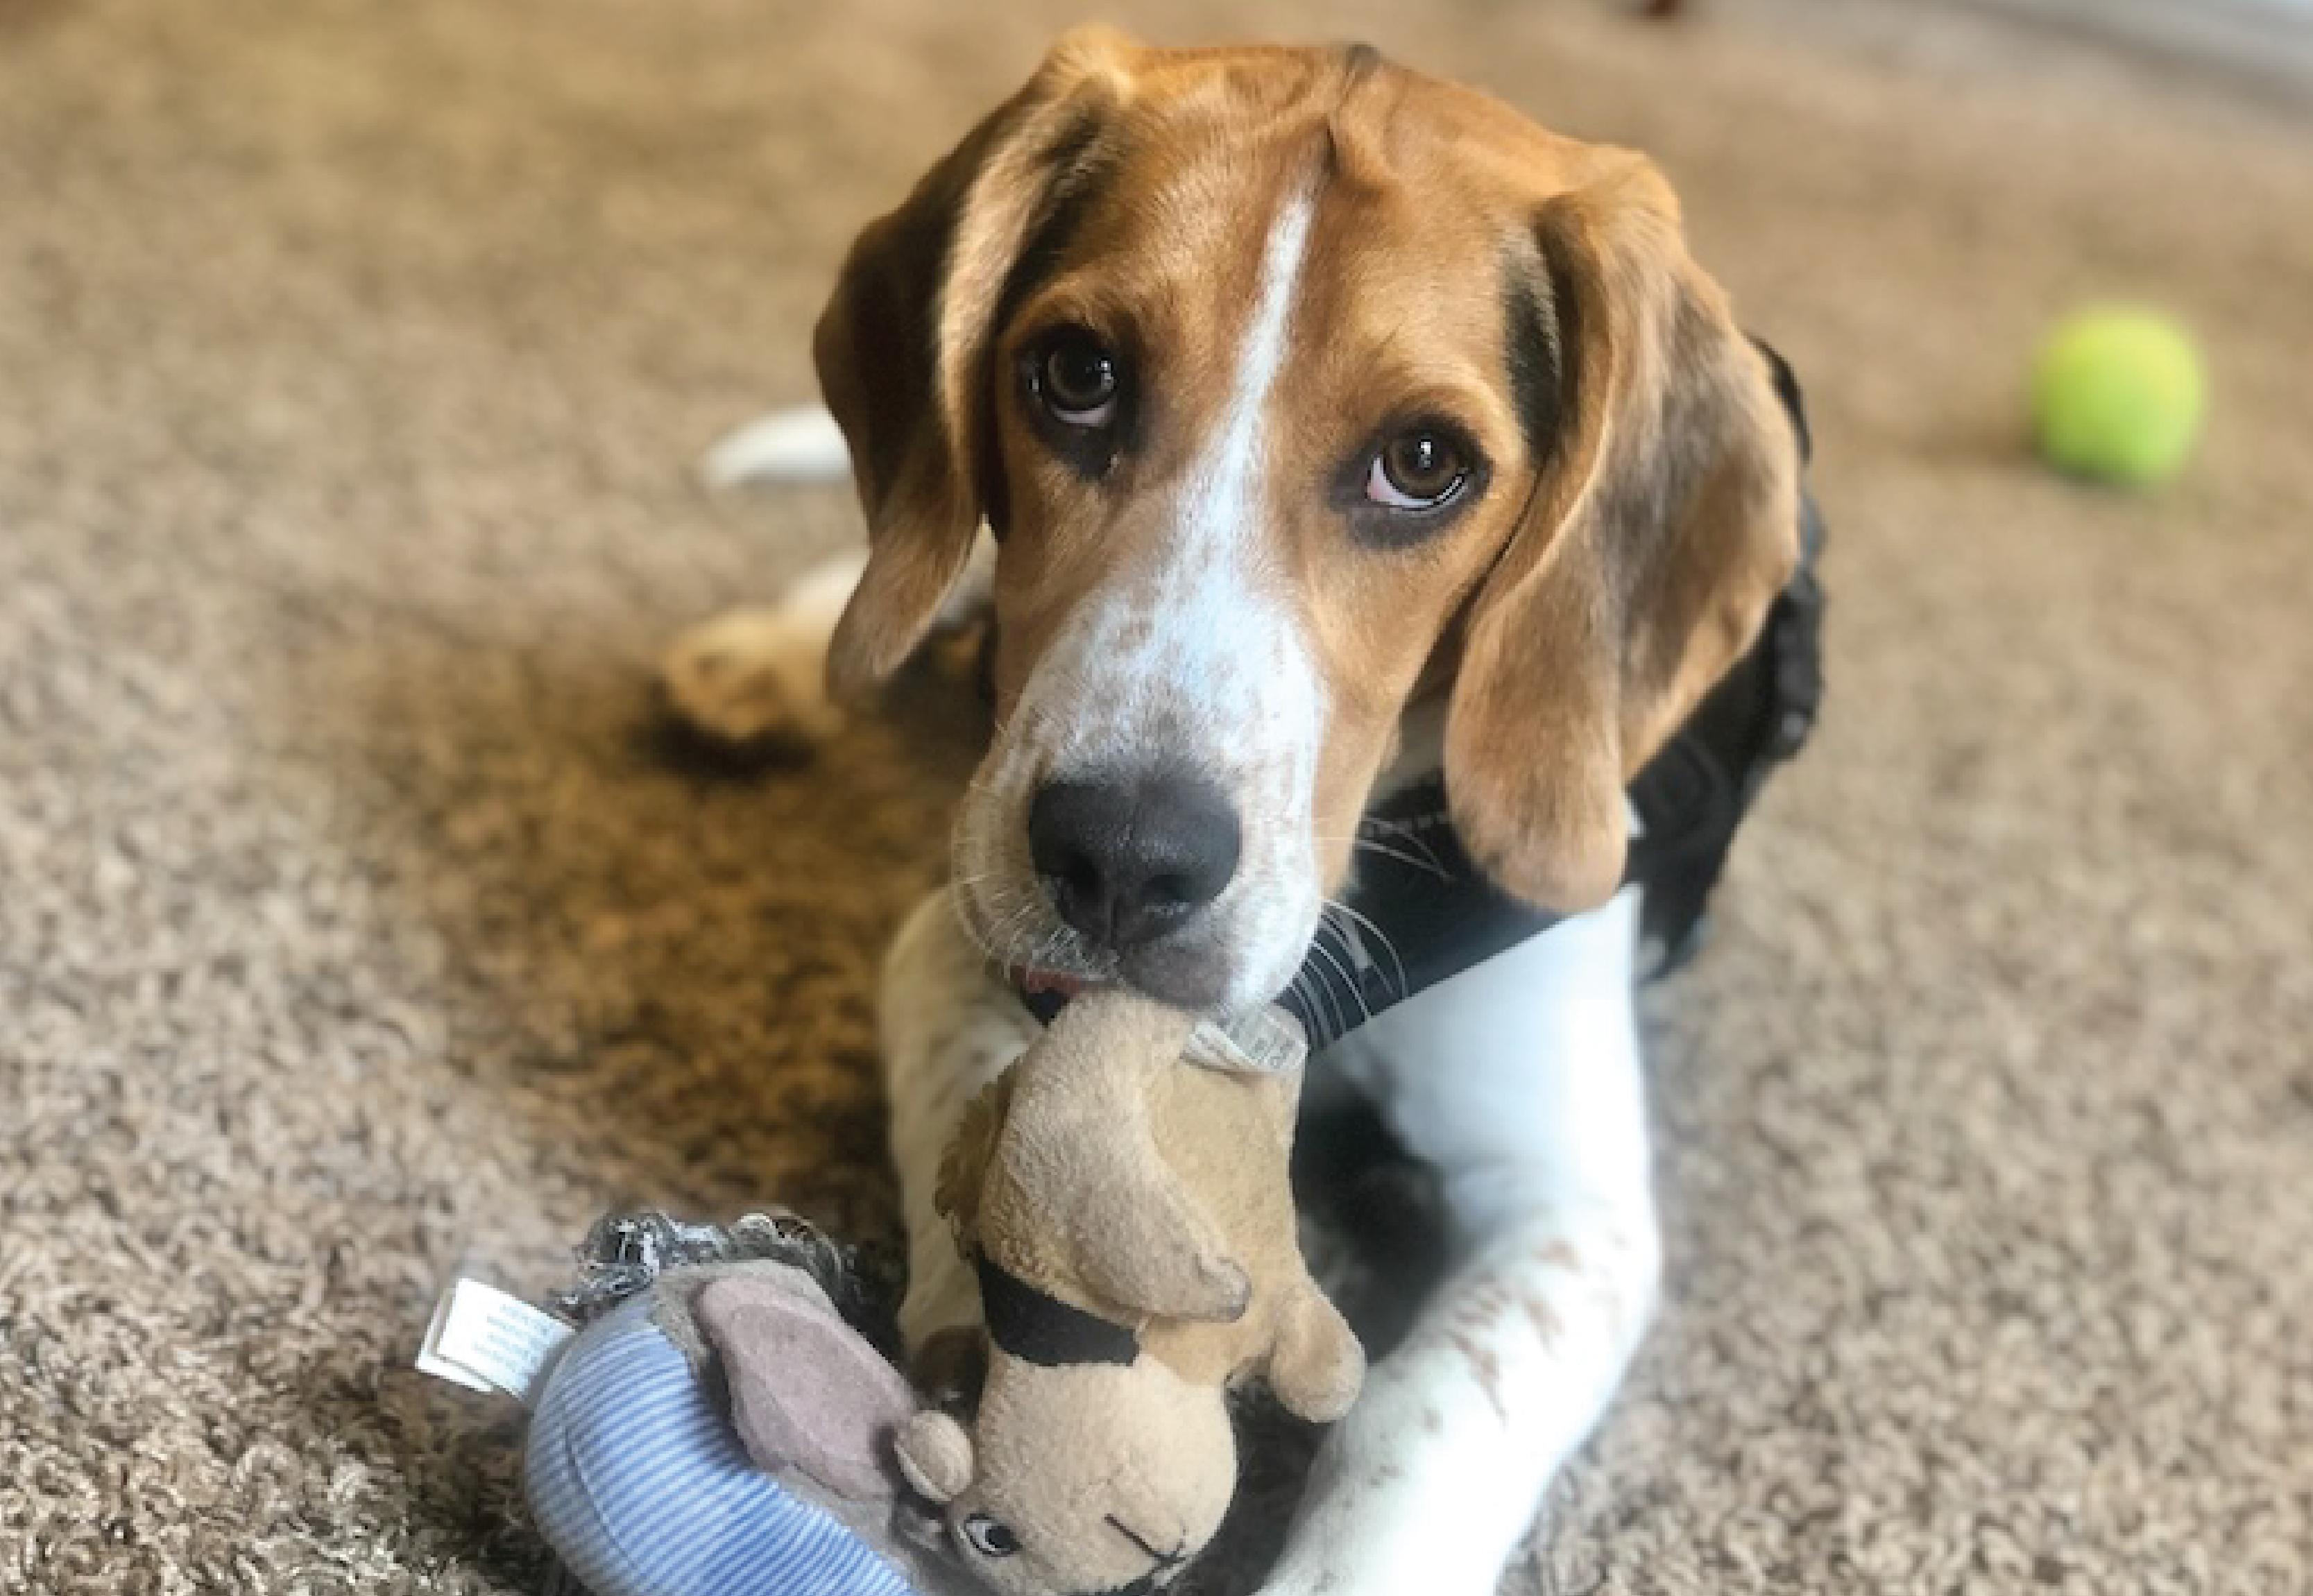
[1339, 41, 1385, 85]
[980, 112, 1121, 531]
[1502, 255, 1563, 457]
[989, 110, 1117, 345]
[1324, 44, 1397, 187]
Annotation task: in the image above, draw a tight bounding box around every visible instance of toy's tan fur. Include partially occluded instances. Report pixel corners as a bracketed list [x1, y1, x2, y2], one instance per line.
[901, 990, 1362, 1596]
[955, 993, 1356, 1399]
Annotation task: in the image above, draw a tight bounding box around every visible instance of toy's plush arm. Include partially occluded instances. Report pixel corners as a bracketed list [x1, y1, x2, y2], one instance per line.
[693, 1270, 921, 1503]
[1265, 1283, 1367, 1424]
[996, 993, 1252, 1323]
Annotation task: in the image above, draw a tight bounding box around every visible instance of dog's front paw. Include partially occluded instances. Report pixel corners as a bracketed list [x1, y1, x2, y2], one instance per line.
[658, 605, 847, 755]
[1246, 1574, 1333, 1596]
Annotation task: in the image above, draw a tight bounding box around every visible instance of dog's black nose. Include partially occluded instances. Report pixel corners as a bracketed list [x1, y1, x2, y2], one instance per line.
[1027, 769, 1241, 952]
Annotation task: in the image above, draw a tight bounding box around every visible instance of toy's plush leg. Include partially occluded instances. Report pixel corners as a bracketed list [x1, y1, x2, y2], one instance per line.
[1011, 998, 1253, 1323]
[878, 889, 1045, 1350]
[1256, 891, 1661, 1596]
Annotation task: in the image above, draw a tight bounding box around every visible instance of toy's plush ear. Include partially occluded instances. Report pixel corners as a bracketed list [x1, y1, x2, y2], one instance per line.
[893, 1411, 976, 1506]
[694, 1271, 919, 1504]
[1000, 993, 1251, 1323]
[1059, 1181, 1251, 1325]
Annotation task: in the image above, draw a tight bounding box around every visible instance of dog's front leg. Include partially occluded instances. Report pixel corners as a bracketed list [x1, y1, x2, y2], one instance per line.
[877, 887, 1043, 1353]
[1261, 892, 1662, 1596]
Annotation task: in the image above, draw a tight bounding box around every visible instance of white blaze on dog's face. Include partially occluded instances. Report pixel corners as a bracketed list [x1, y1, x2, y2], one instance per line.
[815, 35, 1802, 1013]
[961, 174, 1333, 1013]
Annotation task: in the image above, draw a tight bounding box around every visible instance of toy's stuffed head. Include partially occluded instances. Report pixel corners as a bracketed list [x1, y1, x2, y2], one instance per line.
[911, 989, 1364, 1596]
[892, 1355, 1233, 1596]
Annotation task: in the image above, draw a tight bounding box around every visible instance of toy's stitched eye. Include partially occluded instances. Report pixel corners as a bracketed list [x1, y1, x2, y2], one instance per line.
[1365, 429, 1471, 510]
[1032, 329, 1121, 429]
[962, 1513, 1021, 1558]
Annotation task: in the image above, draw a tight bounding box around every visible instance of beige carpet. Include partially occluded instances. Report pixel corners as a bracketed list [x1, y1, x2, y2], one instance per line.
[4, 0, 2310, 1591]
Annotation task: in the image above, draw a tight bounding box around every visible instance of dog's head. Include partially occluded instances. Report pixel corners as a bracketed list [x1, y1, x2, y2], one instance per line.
[816, 32, 1799, 1013]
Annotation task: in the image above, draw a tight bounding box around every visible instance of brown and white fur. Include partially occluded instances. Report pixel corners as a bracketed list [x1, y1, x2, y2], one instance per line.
[665, 31, 1799, 1595]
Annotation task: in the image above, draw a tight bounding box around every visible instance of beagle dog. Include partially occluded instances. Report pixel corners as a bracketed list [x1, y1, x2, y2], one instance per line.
[667, 31, 1804, 1596]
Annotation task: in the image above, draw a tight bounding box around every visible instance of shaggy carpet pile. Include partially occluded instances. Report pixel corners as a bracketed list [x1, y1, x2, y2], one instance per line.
[3, 0, 2307, 1590]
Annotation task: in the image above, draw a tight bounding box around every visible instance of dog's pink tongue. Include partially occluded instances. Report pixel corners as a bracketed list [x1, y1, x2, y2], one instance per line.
[1014, 967, 1090, 998]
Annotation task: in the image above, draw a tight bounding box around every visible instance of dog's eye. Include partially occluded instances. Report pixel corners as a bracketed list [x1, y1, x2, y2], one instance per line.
[1367, 429, 1471, 510]
[962, 1513, 1021, 1558]
[1033, 330, 1121, 429]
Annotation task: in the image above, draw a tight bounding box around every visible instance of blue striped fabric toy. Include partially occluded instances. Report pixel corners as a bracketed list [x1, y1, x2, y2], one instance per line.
[522, 1212, 979, 1596]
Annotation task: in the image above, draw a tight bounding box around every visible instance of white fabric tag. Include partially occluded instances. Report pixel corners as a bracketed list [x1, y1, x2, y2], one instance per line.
[416, 1278, 574, 1407]
[1184, 1005, 1308, 1077]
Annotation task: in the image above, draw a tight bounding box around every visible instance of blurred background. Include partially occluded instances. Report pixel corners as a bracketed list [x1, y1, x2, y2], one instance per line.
[1, 1, 2307, 1593]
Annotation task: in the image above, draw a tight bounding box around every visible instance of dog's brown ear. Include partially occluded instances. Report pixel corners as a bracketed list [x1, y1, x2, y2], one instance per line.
[817, 28, 1138, 699]
[1445, 155, 1800, 911]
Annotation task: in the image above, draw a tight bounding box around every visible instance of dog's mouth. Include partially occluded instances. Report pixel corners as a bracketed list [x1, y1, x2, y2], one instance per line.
[1013, 966, 1093, 999]
[1007, 963, 1098, 1028]
[991, 915, 1263, 1015]
[1007, 967, 1311, 1076]
[999, 927, 1306, 1024]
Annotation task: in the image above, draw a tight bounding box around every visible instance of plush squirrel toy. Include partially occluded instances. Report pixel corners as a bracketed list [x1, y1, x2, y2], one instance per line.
[518, 995, 1360, 1596]
[893, 990, 1365, 1596]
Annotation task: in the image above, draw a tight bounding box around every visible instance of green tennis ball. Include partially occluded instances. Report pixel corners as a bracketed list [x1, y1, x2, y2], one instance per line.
[2031, 307, 2206, 487]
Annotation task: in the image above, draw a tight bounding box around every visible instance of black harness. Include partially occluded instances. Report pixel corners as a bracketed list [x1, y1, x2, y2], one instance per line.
[1014, 344, 1826, 1052]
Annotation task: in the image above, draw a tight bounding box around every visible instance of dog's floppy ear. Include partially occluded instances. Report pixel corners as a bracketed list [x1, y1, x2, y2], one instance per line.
[817, 28, 1138, 699]
[1445, 155, 1800, 910]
